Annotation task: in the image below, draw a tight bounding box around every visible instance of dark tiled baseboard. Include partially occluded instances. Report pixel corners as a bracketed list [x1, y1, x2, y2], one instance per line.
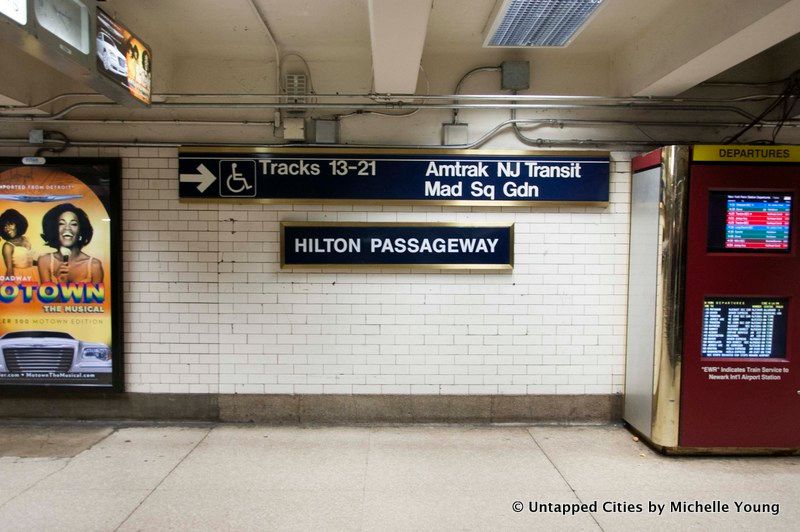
[0, 393, 622, 423]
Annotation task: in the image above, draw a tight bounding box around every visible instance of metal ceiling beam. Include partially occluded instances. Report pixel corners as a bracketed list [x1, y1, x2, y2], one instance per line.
[616, 0, 800, 97]
[368, 0, 433, 94]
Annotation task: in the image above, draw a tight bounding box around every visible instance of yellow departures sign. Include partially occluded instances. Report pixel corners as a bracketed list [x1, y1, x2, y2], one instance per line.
[693, 145, 800, 163]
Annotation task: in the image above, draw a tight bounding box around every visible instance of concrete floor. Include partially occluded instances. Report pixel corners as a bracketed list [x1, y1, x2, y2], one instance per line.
[0, 423, 797, 531]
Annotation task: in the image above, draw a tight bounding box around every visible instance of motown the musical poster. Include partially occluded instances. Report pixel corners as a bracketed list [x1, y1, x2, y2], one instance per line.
[0, 159, 122, 390]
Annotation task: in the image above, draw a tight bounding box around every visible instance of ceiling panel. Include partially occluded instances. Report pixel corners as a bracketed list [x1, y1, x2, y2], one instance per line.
[104, 0, 371, 62]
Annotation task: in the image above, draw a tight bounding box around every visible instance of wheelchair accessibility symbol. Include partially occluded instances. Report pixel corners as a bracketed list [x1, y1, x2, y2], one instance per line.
[219, 160, 256, 197]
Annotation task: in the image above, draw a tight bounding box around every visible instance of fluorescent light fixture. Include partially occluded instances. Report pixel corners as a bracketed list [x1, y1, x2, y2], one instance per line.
[485, 0, 604, 48]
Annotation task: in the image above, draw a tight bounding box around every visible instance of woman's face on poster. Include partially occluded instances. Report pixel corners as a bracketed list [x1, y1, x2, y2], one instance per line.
[58, 211, 80, 248]
[3, 222, 16, 239]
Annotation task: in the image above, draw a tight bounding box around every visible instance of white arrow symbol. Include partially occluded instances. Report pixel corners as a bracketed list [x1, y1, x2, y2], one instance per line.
[179, 164, 216, 193]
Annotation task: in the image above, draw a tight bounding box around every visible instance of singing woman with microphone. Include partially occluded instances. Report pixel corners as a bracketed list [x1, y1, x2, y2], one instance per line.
[38, 203, 104, 284]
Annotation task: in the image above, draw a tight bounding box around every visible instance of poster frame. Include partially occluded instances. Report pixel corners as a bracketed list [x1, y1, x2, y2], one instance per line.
[0, 157, 124, 393]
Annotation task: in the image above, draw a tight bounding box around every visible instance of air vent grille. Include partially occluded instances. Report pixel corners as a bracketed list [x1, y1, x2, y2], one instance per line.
[486, 0, 604, 48]
[285, 74, 308, 98]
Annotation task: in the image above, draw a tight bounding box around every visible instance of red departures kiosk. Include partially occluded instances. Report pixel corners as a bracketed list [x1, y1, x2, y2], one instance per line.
[624, 145, 800, 453]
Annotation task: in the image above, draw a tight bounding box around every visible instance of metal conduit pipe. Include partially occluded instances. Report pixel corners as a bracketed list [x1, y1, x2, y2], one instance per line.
[0, 117, 723, 151]
[0, 135, 658, 150]
[522, 118, 798, 128]
[0, 101, 763, 122]
[0, 119, 277, 126]
[3, 92, 784, 110]
[508, 107, 650, 149]
[451, 66, 502, 123]
[2, 116, 796, 129]
[154, 103, 762, 119]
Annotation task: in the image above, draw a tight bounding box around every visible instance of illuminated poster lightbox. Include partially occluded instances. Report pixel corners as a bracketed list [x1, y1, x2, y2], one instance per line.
[96, 8, 151, 105]
[708, 191, 792, 252]
[0, 159, 122, 390]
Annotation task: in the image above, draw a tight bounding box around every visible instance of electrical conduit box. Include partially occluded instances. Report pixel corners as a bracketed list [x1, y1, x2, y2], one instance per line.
[282, 117, 305, 142]
[625, 145, 800, 453]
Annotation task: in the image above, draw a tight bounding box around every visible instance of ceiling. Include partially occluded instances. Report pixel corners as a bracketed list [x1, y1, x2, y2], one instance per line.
[106, 0, 681, 61]
[108, 0, 372, 63]
[2, 0, 800, 107]
[99, 0, 800, 96]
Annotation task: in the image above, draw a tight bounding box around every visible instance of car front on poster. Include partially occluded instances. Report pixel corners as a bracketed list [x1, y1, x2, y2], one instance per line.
[96, 31, 127, 77]
[0, 331, 111, 375]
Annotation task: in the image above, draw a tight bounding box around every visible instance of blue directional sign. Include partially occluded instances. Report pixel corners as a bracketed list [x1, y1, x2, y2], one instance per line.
[281, 223, 514, 270]
[179, 148, 609, 205]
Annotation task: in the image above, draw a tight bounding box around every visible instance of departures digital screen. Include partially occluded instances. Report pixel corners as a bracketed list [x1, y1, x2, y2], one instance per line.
[702, 298, 788, 358]
[708, 192, 792, 252]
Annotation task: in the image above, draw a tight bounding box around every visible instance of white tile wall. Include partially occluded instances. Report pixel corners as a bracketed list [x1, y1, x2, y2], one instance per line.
[3, 146, 631, 395]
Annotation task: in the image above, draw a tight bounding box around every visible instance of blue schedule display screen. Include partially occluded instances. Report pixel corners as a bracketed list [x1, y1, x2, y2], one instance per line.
[708, 192, 792, 252]
[701, 298, 788, 358]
